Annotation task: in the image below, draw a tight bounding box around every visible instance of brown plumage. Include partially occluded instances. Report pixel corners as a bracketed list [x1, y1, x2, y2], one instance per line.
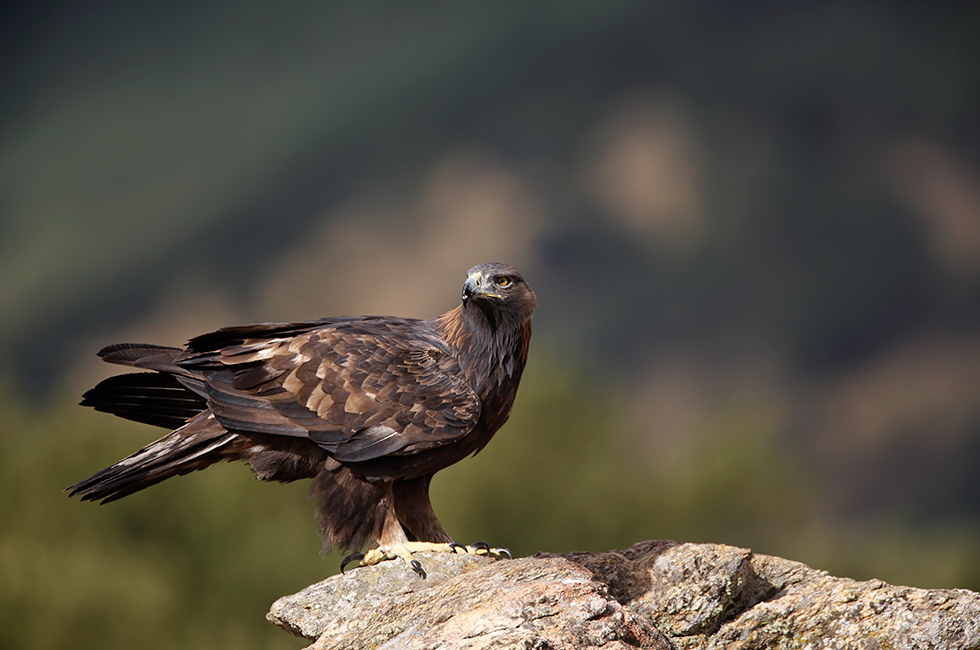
[69, 262, 535, 562]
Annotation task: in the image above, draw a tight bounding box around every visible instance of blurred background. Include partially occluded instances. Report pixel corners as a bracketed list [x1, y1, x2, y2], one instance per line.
[3, 1, 980, 648]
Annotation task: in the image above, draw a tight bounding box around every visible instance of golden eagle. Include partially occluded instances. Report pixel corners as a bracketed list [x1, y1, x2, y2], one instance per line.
[68, 262, 535, 577]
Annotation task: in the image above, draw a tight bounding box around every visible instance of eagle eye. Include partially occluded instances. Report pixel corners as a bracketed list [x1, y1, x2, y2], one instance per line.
[495, 276, 512, 288]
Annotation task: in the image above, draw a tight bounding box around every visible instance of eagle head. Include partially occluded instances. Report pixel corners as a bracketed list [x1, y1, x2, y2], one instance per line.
[460, 262, 536, 328]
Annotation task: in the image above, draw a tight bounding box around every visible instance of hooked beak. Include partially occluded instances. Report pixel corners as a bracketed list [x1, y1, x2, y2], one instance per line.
[462, 271, 501, 303]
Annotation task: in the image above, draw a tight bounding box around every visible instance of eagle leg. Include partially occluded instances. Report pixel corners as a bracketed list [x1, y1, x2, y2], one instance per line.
[336, 478, 511, 578]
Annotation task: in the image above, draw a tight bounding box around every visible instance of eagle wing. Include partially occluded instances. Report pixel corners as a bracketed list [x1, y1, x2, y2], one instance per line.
[176, 318, 481, 463]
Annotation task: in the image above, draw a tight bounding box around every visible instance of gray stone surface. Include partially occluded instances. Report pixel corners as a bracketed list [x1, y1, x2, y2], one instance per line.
[268, 541, 980, 649]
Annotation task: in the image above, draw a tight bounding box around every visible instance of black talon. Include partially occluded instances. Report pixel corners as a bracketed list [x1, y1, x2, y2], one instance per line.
[410, 559, 427, 579]
[471, 541, 490, 554]
[340, 552, 365, 574]
[448, 542, 467, 554]
[496, 547, 512, 559]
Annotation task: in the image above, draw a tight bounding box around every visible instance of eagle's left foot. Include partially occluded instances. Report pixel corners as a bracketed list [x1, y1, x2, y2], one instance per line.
[340, 540, 510, 578]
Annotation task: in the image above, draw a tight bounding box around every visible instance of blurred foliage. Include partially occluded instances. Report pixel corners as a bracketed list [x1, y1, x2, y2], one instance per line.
[0, 388, 318, 650]
[4, 352, 979, 649]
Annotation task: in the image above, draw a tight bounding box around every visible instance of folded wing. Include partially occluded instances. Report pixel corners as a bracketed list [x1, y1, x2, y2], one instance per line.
[175, 317, 482, 463]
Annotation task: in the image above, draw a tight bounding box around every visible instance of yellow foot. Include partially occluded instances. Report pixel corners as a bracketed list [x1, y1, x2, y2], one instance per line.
[450, 540, 512, 560]
[340, 541, 511, 579]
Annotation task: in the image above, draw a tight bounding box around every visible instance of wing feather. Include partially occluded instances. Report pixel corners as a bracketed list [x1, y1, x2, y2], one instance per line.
[176, 319, 481, 461]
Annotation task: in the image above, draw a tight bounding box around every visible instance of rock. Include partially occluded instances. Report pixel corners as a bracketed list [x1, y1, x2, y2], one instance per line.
[268, 541, 980, 649]
[268, 551, 670, 650]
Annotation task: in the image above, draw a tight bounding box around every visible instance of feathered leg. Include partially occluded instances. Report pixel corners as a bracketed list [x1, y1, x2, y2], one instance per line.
[336, 474, 509, 578]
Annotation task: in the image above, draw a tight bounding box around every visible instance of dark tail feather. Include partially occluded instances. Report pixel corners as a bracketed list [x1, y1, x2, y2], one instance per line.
[67, 413, 237, 503]
[97, 343, 185, 372]
[81, 372, 208, 429]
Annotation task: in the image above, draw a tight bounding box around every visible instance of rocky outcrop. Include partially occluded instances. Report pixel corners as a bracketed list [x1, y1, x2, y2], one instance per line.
[268, 540, 980, 649]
